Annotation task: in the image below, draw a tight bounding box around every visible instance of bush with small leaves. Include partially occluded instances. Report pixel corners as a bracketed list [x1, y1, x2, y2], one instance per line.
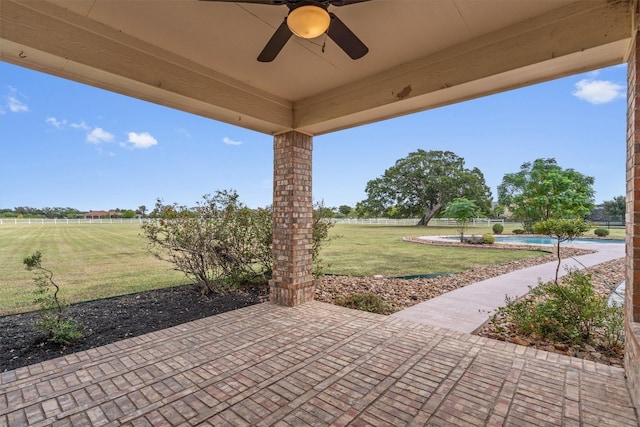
[492, 223, 504, 234]
[482, 233, 495, 244]
[594, 228, 610, 237]
[142, 190, 335, 295]
[513, 229, 525, 234]
[142, 191, 260, 294]
[24, 251, 83, 345]
[489, 269, 624, 351]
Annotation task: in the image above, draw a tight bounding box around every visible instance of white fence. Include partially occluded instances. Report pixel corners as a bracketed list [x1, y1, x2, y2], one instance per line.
[333, 218, 505, 226]
[0, 218, 144, 225]
[1, 217, 506, 227]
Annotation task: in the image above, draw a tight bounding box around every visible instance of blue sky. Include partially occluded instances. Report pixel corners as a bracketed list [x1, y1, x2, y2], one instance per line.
[0, 61, 627, 212]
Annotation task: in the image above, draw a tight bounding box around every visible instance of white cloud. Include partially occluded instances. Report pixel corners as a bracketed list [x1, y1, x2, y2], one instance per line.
[572, 79, 624, 104]
[223, 137, 243, 146]
[70, 121, 90, 130]
[126, 131, 158, 149]
[46, 117, 91, 131]
[46, 117, 67, 128]
[86, 127, 115, 144]
[8, 96, 28, 112]
[4, 86, 28, 113]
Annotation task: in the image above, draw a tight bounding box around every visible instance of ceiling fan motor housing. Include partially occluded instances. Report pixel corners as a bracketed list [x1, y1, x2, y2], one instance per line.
[287, 3, 331, 39]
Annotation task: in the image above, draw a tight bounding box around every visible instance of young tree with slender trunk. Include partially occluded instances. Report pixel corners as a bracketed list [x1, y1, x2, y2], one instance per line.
[442, 197, 481, 242]
[498, 158, 594, 229]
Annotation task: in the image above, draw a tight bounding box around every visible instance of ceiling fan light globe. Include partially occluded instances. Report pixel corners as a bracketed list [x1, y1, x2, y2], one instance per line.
[287, 5, 330, 39]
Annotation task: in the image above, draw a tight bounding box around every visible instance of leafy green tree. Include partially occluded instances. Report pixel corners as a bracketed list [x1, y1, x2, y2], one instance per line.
[138, 205, 147, 217]
[338, 205, 352, 216]
[602, 195, 625, 222]
[122, 209, 136, 218]
[442, 198, 481, 242]
[498, 158, 594, 229]
[532, 218, 590, 283]
[354, 202, 373, 218]
[359, 150, 492, 226]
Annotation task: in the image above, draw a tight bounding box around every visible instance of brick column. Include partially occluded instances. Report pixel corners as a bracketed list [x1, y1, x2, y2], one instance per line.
[625, 28, 640, 410]
[269, 131, 314, 306]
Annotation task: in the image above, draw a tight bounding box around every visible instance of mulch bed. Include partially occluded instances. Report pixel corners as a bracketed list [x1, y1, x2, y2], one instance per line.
[0, 284, 267, 372]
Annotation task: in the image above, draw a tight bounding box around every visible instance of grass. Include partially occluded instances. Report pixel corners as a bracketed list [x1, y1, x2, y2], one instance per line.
[321, 224, 545, 277]
[0, 224, 186, 315]
[0, 221, 618, 315]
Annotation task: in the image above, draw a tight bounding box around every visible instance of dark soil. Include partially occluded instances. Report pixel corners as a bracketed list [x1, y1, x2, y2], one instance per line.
[1, 284, 267, 372]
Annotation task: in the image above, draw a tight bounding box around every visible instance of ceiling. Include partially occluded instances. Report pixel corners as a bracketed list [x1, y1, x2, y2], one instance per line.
[0, 0, 634, 136]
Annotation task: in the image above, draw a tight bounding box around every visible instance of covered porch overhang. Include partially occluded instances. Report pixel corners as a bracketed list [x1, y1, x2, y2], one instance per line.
[3, 0, 640, 410]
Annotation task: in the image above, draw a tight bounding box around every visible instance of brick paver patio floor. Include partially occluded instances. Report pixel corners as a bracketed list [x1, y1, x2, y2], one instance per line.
[1, 302, 637, 426]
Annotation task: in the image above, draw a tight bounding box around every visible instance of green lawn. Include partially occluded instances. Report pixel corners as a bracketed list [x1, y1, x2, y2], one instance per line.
[0, 221, 612, 315]
[0, 224, 186, 314]
[322, 224, 545, 276]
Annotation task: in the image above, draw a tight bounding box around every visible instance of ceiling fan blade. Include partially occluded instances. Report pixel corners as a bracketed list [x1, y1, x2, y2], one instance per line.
[326, 13, 368, 60]
[199, 0, 288, 4]
[258, 19, 293, 62]
[329, 0, 371, 6]
[200, 0, 370, 4]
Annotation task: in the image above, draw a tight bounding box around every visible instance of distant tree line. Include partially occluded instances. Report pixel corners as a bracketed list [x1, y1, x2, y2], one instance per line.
[0, 205, 148, 219]
[2, 152, 626, 228]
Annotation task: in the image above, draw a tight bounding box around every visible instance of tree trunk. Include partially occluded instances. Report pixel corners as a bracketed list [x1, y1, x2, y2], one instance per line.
[417, 203, 442, 226]
[554, 238, 561, 284]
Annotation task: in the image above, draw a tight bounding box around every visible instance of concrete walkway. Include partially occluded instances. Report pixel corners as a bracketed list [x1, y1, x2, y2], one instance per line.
[391, 240, 625, 333]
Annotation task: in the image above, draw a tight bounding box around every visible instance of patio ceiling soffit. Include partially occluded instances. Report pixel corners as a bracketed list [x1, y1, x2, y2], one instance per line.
[0, 0, 633, 136]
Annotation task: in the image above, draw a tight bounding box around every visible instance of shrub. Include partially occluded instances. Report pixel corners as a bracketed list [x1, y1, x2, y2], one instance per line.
[513, 228, 525, 234]
[141, 190, 335, 294]
[336, 293, 392, 314]
[482, 233, 495, 244]
[311, 201, 337, 276]
[594, 228, 610, 237]
[492, 223, 504, 234]
[24, 251, 83, 345]
[490, 269, 624, 349]
[142, 191, 261, 294]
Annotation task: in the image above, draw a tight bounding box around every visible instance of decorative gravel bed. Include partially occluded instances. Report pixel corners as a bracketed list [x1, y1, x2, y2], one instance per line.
[315, 246, 593, 312]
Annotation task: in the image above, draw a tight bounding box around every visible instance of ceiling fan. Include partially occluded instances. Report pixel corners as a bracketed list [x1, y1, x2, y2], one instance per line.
[201, 0, 370, 62]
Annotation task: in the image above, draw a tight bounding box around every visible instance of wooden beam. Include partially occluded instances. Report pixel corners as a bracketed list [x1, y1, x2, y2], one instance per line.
[0, 0, 293, 135]
[293, 1, 632, 135]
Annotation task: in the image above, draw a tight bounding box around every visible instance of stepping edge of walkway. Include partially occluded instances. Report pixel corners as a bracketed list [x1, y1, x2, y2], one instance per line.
[390, 242, 625, 333]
